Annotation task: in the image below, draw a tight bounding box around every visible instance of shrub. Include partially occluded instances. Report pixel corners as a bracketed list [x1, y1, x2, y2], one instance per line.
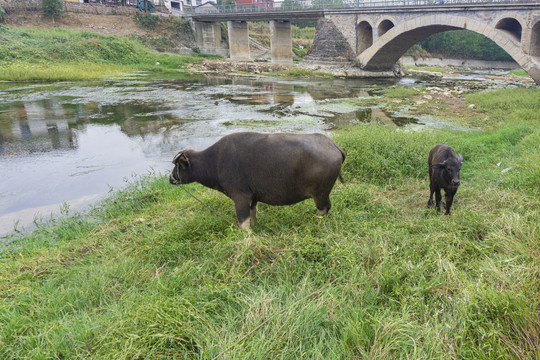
[0, 5, 5, 23]
[41, 0, 63, 21]
[135, 12, 159, 30]
[175, 18, 193, 36]
[293, 47, 307, 58]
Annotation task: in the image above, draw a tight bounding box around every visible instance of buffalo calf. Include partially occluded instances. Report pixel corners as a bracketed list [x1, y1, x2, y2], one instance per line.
[170, 132, 345, 229]
[427, 144, 463, 215]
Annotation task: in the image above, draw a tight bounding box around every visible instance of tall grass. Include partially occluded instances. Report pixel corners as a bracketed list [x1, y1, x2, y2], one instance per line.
[0, 88, 538, 358]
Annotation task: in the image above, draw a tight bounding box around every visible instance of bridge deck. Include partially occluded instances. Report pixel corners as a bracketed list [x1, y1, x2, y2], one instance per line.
[186, 0, 540, 21]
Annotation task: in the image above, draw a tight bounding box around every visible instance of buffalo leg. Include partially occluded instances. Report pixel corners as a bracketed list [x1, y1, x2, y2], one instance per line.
[314, 195, 332, 216]
[250, 200, 258, 226]
[444, 191, 455, 215]
[233, 194, 252, 230]
[428, 186, 435, 209]
[435, 190, 442, 212]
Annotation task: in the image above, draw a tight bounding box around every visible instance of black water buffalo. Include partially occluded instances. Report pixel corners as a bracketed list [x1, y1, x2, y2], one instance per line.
[427, 144, 464, 215]
[170, 132, 345, 229]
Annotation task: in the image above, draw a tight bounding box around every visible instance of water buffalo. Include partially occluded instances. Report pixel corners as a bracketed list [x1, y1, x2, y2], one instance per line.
[170, 132, 345, 229]
[427, 144, 464, 215]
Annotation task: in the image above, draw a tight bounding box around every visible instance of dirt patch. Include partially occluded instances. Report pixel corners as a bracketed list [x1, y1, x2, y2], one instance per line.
[5, 12, 146, 37]
[411, 85, 472, 119]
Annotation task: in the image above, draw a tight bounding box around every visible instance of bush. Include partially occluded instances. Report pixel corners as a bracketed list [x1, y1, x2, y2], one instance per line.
[135, 12, 159, 30]
[293, 47, 307, 58]
[41, 0, 63, 20]
[175, 18, 193, 36]
[0, 5, 5, 23]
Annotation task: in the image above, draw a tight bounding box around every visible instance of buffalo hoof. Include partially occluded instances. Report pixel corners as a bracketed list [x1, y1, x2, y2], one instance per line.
[316, 208, 329, 216]
[441, 202, 447, 210]
[238, 218, 250, 230]
[427, 200, 433, 209]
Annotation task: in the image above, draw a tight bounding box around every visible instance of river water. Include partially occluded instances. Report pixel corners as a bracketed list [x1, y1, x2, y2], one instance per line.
[0, 70, 507, 236]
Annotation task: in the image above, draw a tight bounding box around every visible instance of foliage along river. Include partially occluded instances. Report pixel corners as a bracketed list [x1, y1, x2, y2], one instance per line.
[0, 70, 504, 237]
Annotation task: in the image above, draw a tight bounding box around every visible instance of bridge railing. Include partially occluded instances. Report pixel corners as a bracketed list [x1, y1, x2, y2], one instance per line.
[185, 0, 537, 14]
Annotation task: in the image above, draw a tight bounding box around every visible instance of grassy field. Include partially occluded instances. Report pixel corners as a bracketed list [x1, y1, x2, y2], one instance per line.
[0, 26, 217, 81]
[0, 84, 539, 359]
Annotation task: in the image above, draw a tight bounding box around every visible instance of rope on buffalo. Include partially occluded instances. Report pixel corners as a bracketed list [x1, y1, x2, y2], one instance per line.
[178, 183, 238, 228]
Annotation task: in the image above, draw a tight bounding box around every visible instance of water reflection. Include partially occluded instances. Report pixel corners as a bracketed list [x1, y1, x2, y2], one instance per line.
[0, 73, 417, 235]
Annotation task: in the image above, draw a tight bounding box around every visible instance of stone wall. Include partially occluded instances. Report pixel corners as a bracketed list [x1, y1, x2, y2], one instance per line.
[304, 18, 356, 63]
[63, 2, 136, 15]
[0, 0, 136, 16]
[0, 0, 40, 12]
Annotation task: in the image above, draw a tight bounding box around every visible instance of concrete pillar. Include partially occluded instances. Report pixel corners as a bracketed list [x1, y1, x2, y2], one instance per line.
[227, 21, 250, 61]
[270, 20, 293, 65]
[193, 21, 226, 56]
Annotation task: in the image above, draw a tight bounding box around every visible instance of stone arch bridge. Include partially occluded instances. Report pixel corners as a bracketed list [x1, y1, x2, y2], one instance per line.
[186, 1, 540, 83]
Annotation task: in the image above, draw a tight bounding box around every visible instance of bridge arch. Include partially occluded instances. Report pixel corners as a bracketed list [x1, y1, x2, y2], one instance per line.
[357, 20, 374, 55]
[377, 19, 395, 38]
[493, 14, 524, 42]
[358, 14, 534, 79]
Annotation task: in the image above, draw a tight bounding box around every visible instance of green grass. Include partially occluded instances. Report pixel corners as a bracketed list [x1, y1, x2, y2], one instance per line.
[0, 62, 128, 82]
[270, 68, 334, 78]
[406, 65, 446, 73]
[1, 88, 539, 358]
[0, 26, 217, 81]
[383, 86, 421, 99]
[509, 69, 529, 77]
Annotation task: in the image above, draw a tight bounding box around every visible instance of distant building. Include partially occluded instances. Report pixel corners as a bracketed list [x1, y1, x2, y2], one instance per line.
[170, 0, 215, 12]
[192, 1, 218, 13]
[235, 0, 273, 10]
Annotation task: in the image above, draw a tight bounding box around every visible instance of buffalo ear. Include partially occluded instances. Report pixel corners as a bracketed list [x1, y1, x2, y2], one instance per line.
[172, 151, 191, 169]
[457, 153, 464, 164]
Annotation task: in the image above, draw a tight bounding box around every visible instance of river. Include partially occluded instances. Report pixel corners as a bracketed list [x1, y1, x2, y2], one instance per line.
[0, 69, 523, 237]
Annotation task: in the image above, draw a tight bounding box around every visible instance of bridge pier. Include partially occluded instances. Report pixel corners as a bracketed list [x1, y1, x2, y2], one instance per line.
[270, 21, 293, 65]
[193, 21, 227, 57]
[228, 21, 251, 61]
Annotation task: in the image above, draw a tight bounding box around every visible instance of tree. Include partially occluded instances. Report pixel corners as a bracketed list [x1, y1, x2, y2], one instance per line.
[41, 0, 63, 23]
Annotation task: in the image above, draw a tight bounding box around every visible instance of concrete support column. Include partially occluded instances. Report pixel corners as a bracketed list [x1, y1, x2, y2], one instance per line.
[194, 21, 226, 56]
[227, 21, 250, 61]
[270, 20, 293, 65]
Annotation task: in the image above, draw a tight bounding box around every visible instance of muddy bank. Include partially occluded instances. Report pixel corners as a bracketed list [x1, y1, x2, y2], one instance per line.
[298, 60, 397, 78]
[401, 56, 519, 70]
[188, 60, 289, 74]
[190, 59, 397, 78]
[403, 67, 536, 86]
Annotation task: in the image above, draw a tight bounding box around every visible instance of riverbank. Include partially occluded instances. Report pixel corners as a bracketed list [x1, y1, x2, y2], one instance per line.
[2, 24, 535, 84]
[0, 25, 212, 81]
[1, 85, 538, 358]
